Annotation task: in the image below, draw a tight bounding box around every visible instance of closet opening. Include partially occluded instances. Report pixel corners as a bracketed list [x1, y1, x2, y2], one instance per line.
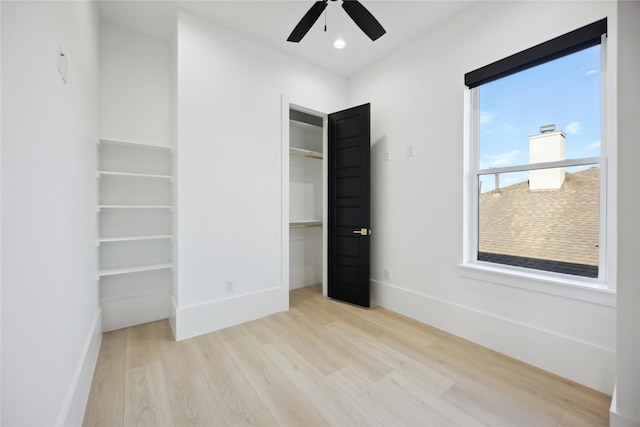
[286, 104, 328, 299]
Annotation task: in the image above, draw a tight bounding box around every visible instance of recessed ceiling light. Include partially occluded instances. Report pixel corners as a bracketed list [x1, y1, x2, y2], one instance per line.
[333, 38, 346, 49]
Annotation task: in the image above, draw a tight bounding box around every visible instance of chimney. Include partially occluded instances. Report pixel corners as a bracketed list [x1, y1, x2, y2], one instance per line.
[529, 124, 566, 190]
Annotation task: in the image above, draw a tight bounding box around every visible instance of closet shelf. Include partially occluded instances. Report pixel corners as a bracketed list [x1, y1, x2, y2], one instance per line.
[98, 138, 173, 152]
[98, 263, 173, 277]
[290, 147, 323, 160]
[98, 235, 173, 244]
[290, 221, 323, 228]
[97, 171, 173, 181]
[290, 118, 322, 130]
[97, 205, 173, 212]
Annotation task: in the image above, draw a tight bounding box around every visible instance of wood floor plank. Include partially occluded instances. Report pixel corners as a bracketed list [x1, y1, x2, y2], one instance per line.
[240, 316, 281, 345]
[231, 408, 279, 427]
[82, 329, 127, 427]
[557, 407, 609, 427]
[326, 319, 455, 396]
[194, 332, 266, 425]
[160, 335, 203, 383]
[284, 309, 395, 381]
[425, 342, 570, 425]
[126, 321, 166, 369]
[482, 350, 610, 423]
[329, 301, 440, 351]
[262, 310, 392, 380]
[288, 284, 319, 306]
[124, 360, 175, 426]
[259, 312, 345, 376]
[377, 370, 486, 427]
[166, 372, 226, 427]
[261, 339, 382, 426]
[223, 335, 330, 427]
[217, 323, 248, 342]
[328, 366, 429, 426]
[296, 290, 440, 346]
[315, 295, 444, 344]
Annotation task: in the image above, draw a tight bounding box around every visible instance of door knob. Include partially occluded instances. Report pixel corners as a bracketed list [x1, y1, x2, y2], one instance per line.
[352, 228, 372, 236]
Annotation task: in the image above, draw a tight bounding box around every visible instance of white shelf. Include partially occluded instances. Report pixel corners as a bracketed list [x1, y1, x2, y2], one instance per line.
[290, 147, 323, 160]
[98, 205, 173, 211]
[98, 138, 173, 152]
[290, 119, 322, 130]
[97, 171, 173, 181]
[98, 263, 173, 277]
[98, 235, 173, 244]
[290, 221, 323, 228]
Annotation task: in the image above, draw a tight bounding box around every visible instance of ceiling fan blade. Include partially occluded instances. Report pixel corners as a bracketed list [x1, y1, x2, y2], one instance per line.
[341, 0, 386, 41]
[287, 1, 328, 42]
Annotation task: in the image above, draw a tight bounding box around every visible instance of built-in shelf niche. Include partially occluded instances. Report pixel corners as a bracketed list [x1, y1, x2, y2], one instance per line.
[97, 138, 174, 331]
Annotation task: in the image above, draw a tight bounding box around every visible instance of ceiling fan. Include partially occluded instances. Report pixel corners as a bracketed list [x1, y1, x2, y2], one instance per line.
[287, 0, 386, 43]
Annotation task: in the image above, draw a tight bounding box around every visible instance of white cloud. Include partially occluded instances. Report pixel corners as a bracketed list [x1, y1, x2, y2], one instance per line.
[565, 121, 582, 135]
[483, 149, 520, 168]
[498, 123, 517, 133]
[586, 140, 601, 151]
[480, 111, 496, 126]
[585, 69, 599, 76]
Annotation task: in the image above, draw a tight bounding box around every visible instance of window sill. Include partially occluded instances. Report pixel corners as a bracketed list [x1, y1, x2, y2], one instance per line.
[458, 262, 616, 307]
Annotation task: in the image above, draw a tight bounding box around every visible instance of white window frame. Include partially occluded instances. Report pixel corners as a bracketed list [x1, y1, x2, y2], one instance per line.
[461, 32, 616, 306]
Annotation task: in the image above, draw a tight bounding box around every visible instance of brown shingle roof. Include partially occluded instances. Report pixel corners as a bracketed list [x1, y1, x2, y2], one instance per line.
[479, 167, 599, 267]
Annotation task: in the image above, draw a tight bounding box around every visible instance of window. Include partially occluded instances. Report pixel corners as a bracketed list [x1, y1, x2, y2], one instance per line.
[464, 19, 609, 283]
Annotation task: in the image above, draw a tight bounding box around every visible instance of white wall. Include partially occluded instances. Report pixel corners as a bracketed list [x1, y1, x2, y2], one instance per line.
[349, 0, 617, 393]
[174, 11, 347, 339]
[1, 1, 101, 425]
[100, 21, 171, 146]
[612, 1, 640, 425]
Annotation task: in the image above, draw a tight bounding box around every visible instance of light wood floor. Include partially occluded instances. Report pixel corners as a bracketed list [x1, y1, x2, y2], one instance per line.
[84, 285, 610, 426]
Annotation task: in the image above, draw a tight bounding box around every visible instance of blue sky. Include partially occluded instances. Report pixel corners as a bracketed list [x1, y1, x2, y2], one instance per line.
[478, 45, 601, 192]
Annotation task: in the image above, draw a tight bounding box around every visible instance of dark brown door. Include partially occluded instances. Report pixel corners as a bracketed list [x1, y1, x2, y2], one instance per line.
[328, 104, 371, 307]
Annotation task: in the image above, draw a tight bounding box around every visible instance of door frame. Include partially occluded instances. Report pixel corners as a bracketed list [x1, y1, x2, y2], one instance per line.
[281, 94, 329, 302]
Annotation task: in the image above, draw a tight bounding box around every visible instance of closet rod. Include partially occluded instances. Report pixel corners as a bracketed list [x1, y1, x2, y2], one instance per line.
[290, 221, 323, 228]
[290, 147, 323, 160]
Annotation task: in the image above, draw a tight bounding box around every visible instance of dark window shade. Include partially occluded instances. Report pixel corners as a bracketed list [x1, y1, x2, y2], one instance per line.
[465, 18, 607, 88]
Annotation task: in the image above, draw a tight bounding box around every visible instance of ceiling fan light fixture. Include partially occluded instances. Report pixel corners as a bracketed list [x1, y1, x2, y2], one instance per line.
[333, 38, 346, 49]
[287, 0, 385, 43]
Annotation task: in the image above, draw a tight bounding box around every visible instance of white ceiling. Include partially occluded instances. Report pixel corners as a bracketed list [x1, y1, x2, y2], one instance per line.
[98, 0, 473, 77]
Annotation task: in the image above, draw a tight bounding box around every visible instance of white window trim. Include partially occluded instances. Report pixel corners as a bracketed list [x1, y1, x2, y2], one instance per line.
[460, 35, 616, 306]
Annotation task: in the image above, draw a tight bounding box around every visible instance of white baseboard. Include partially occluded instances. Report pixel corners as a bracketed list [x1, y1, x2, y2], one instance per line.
[610, 410, 640, 427]
[371, 280, 615, 394]
[58, 308, 102, 427]
[101, 291, 171, 332]
[174, 287, 287, 341]
[610, 386, 640, 427]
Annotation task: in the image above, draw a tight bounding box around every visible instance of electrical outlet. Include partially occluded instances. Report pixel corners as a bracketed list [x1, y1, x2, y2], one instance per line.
[225, 280, 235, 293]
[406, 145, 415, 158]
[384, 150, 391, 161]
[384, 268, 391, 280]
